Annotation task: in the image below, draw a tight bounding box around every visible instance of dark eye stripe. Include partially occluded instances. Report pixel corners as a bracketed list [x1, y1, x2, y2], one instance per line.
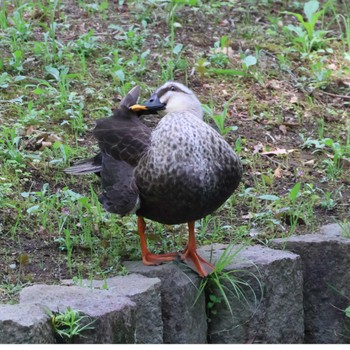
[156, 84, 189, 98]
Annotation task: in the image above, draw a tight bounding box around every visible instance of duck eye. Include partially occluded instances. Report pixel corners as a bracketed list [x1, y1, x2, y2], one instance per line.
[170, 86, 176, 91]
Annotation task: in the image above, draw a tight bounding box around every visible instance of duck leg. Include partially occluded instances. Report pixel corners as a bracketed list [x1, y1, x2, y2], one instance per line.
[137, 216, 178, 265]
[181, 221, 215, 277]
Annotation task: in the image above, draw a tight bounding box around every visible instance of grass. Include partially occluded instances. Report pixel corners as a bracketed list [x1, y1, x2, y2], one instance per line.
[0, 0, 350, 304]
[194, 243, 263, 325]
[49, 306, 96, 343]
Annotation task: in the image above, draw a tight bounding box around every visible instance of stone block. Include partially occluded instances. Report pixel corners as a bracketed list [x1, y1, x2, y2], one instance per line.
[124, 261, 207, 343]
[273, 224, 350, 343]
[20, 284, 136, 343]
[198, 243, 304, 344]
[0, 303, 55, 343]
[62, 274, 163, 343]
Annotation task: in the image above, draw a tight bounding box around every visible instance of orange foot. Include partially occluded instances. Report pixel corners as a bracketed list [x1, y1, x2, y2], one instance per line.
[142, 252, 179, 266]
[181, 248, 215, 278]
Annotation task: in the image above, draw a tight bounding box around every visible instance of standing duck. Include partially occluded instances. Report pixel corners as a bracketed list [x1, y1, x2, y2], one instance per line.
[65, 82, 242, 277]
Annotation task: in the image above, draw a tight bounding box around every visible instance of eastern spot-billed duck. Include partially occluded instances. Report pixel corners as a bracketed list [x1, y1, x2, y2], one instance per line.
[65, 82, 243, 277]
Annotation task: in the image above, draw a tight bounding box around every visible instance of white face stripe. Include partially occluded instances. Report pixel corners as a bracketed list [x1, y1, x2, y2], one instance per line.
[155, 81, 194, 97]
[159, 90, 174, 104]
[153, 81, 204, 120]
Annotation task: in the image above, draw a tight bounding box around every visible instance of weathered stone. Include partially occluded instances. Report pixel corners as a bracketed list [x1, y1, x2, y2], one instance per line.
[273, 223, 350, 343]
[198, 244, 304, 344]
[0, 303, 55, 344]
[20, 284, 136, 343]
[124, 261, 207, 344]
[61, 274, 163, 344]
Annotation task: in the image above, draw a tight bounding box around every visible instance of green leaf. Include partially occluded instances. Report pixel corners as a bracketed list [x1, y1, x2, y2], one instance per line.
[242, 55, 257, 67]
[20, 192, 31, 198]
[345, 306, 350, 318]
[257, 194, 280, 201]
[286, 24, 305, 37]
[114, 69, 125, 82]
[289, 182, 301, 202]
[27, 205, 40, 214]
[14, 75, 26, 82]
[45, 66, 60, 81]
[173, 43, 183, 55]
[0, 72, 11, 88]
[32, 87, 45, 94]
[283, 11, 305, 26]
[209, 68, 246, 76]
[304, 0, 319, 22]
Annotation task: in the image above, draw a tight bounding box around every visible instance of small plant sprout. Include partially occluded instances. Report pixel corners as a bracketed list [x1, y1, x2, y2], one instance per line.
[49, 307, 96, 342]
[203, 95, 238, 136]
[336, 220, 350, 238]
[283, 0, 331, 56]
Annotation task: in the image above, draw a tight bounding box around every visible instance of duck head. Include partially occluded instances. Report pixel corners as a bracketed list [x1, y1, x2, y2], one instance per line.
[130, 81, 203, 120]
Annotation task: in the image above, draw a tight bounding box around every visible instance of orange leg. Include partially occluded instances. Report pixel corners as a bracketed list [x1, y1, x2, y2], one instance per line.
[137, 216, 178, 266]
[181, 221, 215, 277]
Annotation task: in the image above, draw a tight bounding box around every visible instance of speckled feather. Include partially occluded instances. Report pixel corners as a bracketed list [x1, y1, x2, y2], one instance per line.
[135, 111, 242, 224]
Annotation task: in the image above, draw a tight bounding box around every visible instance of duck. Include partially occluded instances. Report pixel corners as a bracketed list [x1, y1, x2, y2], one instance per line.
[65, 82, 243, 277]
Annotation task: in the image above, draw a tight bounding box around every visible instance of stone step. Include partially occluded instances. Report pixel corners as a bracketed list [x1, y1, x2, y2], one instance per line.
[198, 243, 304, 343]
[0, 304, 55, 344]
[123, 261, 207, 344]
[272, 223, 350, 344]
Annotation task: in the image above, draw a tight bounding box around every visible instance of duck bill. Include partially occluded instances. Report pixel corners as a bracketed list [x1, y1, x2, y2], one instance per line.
[129, 94, 165, 113]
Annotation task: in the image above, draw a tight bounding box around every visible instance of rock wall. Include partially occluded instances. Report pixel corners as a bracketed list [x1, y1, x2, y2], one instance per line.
[198, 244, 304, 343]
[273, 223, 350, 343]
[0, 224, 349, 344]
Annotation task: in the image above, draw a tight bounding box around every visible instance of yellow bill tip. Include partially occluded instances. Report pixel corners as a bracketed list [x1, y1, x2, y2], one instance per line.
[129, 104, 148, 112]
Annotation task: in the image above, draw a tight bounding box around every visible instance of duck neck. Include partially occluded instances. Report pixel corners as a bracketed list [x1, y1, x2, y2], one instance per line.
[162, 95, 203, 120]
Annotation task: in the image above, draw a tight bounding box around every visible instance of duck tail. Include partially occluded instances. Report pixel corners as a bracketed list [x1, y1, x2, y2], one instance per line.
[64, 153, 102, 175]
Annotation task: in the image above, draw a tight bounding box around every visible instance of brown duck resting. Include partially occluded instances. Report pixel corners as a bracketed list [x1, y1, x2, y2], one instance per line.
[65, 82, 243, 277]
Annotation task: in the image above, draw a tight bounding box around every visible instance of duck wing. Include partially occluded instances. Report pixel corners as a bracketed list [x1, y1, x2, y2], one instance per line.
[98, 153, 139, 215]
[92, 110, 151, 167]
[91, 86, 151, 215]
[64, 86, 149, 215]
[64, 153, 102, 175]
[92, 86, 151, 165]
[64, 86, 150, 175]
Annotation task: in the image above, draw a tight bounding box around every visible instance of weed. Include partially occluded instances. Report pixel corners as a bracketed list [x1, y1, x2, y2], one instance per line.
[45, 65, 78, 106]
[0, 125, 24, 165]
[339, 14, 350, 57]
[0, 278, 29, 304]
[0, 72, 11, 88]
[49, 307, 95, 343]
[9, 49, 24, 72]
[209, 36, 232, 67]
[80, 0, 109, 16]
[194, 244, 263, 322]
[7, 6, 32, 42]
[116, 25, 146, 52]
[203, 95, 238, 136]
[283, 0, 331, 56]
[71, 30, 100, 56]
[336, 220, 350, 238]
[301, 135, 350, 181]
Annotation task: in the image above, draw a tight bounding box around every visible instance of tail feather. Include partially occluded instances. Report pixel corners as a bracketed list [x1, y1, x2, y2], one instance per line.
[64, 154, 102, 175]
